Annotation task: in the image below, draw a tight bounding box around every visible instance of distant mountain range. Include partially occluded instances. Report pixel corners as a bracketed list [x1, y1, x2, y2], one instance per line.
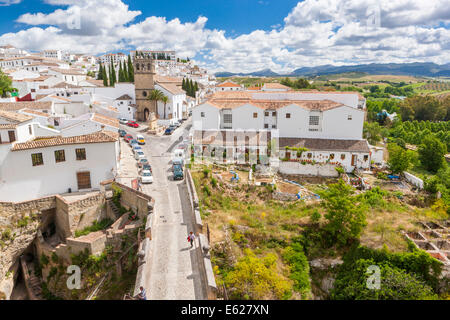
[215, 62, 450, 78]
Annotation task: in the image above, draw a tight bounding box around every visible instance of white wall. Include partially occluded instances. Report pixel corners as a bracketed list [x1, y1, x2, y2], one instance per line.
[231, 104, 264, 130]
[278, 162, 339, 177]
[192, 103, 220, 130]
[0, 142, 118, 202]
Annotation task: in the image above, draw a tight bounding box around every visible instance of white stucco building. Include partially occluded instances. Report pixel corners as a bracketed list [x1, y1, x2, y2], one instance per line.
[0, 109, 119, 202]
[192, 91, 370, 172]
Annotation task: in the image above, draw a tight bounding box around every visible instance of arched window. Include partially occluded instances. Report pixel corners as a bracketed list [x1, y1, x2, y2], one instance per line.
[136, 63, 140, 71]
[143, 91, 147, 97]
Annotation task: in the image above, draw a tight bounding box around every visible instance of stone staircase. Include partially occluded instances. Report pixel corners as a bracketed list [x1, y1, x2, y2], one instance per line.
[108, 200, 122, 219]
[28, 268, 43, 299]
[20, 258, 43, 300]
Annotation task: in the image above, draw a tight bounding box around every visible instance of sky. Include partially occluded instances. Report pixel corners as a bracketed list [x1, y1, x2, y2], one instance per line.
[0, 0, 449, 73]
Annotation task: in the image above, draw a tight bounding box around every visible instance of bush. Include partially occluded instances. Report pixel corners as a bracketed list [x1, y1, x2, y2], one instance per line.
[211, 177, 218, 188]
[75, 219, 113, 238]
[283, 243, 311, 298]
[418, 135, 447, 173]
[224, 249, 292, 300]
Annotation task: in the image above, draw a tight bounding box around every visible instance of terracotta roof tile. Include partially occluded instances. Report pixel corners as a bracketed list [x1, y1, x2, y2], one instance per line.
[263, 83, 290, 90]
[20, 109, 50, 118]
[11, 130, 118, 151]
[0, 101, 52, 111]
[217, 81, 241, 88]
[0, 110, 33, 123]
[91, 113, 119, 128]
[279, 138, 370, 153]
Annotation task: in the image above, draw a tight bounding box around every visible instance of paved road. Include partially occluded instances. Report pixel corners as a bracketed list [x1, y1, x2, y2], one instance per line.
[120, 120, 205, 300]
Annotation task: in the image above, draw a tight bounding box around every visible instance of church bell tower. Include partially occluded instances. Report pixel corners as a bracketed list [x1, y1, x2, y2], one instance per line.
[134, 52, 156, 121]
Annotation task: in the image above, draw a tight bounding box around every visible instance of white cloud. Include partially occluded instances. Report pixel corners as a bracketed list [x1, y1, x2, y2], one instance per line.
[0, 0, 21, 6]
[0, 0, 449, 73]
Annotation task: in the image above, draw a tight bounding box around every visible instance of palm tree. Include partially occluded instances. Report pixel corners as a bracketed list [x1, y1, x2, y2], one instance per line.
[161, 95, 169, 119]
[148, 89, 166, 119]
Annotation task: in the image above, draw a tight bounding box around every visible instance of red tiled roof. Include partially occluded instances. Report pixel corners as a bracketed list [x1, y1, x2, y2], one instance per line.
[11, 130, 118, 151]
[217, 81, 241, 88]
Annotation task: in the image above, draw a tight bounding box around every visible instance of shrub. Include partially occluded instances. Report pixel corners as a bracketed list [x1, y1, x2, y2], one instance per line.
[75, 219, 113, 238]
[211, 177, 218, 188]
[283, 243, 311, 298]
[224, 249, 291, 300]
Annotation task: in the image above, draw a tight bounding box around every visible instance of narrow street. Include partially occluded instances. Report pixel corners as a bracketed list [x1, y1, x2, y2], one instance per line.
[118, 120, 205, 300]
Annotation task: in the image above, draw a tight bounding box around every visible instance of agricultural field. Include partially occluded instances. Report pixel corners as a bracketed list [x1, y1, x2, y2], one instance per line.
[191, 165, 449, 300]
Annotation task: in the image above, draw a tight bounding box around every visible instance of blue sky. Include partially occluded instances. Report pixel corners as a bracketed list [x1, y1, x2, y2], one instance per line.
[0, 0, 299, 40]
[0, 0, 449, 73]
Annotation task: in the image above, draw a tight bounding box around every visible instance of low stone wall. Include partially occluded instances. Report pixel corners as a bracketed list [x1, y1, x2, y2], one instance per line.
[186, 169, 217, 300]
[404, 172, 424, 189]
[273, 192, 298, 201]
[186, 169, 203, 234]
[196, 234, 218, 300]
[278, 162, 339, 177]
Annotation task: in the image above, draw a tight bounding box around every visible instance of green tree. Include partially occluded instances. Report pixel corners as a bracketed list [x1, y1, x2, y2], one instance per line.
[182, 78, 186, 90]
[363, 121, 383, 145]
[148, 89, 165, 118]
[118, 61, 124, 82]
[97, 64, 103, 80]
[110, 58, 117, 86]
[161, 94, 169, 119]
[418, 135, 447, 173]
[332, 259, 437, 300]
[102, 65, 108, 87]
[320, 180, 367, 246]
[0, 68, 14, 98]
[127, 54, 134, 83]
[387, 143, 411, 174]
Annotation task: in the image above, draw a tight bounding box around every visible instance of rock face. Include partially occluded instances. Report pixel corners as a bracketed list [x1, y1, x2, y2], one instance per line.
[309, 258, 343, 300]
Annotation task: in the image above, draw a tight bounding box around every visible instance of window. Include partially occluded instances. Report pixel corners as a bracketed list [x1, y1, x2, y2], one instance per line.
[253, 113, 258, 118]
[31, 153, 44, 166]
[142, 91, 147, 97]
[265, 112, 269, 116]
[364, 155, 369, 161]
[307, 153, 312, 159]
[348, 115, 352, 120]
[330, 154, 335, 160]
[272, 125, 276, 129]
[309, 116, 320, 126]
[273, 112, 276, 117]
[55, 150, 66, 163]
[341, 154, 346, 160]
[286, 113, 291, 119]
[28, 125, 32, 135]
[201, 112, 205, 118]
[224, 114, 232, 124]
[264, 124, 269, 129]
[76, 148, 86, 161]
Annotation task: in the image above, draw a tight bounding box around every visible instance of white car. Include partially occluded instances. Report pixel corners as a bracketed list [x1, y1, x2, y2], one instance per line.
[140, 170, 153, 184]
[135, 151, 145, 160]
[119, 118, 128, 125]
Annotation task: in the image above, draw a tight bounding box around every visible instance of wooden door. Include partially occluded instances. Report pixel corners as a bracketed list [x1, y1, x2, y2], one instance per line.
[286, 152, 291, 160]
[351, 155, 357, 166]
[77, 172, 91, 190]
[8, 131, 16, 143]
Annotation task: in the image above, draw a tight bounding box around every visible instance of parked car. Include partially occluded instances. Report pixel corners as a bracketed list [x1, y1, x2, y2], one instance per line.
[133, 145, 143, 153]
[141, 164, 152, 173]
[138, 158, 149, 168]
[173, 167, 184, 180]
[136, 134, 145, 145]
[124, 134, 133, 143]
[165, 127, 175, 135]
[173, 163, 183, 172]
[127, 121, 139, 128]
[118, 129, 127, 137]
[135, 151, 145, 160]
[173, 121, 181, 128]
[119, 118, 128, 125]
[130, 139, 138, 147]
[140, 170, 153, 184]
[172, 158, 184, 169]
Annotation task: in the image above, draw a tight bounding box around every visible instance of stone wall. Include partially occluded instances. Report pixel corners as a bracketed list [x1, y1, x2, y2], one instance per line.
[278, 162, 339, 177]
[404, 172, 424, 189]
[112, 182, 154, 220]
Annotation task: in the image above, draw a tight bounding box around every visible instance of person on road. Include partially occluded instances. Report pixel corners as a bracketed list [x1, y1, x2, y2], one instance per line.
[188, 232, 195, 248]
[137, 286, 147, 300]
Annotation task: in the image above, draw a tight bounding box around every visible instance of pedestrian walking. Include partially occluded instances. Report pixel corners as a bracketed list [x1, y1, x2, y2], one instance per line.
[188, 231, 195, 248]
[138, 180, 142, 192]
